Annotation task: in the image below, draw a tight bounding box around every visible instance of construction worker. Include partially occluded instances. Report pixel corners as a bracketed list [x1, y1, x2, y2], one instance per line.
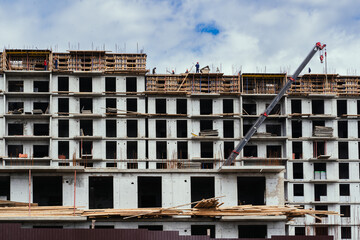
[185, 69, 188, 73]
[152, 67, 156, 74]
[54, 57, 58, 69]
[172, 70, 175, 74]
[44, 59, 47, 70]
[196, 62, 200, 73]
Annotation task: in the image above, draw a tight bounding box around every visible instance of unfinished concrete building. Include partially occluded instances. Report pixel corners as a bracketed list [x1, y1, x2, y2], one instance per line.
[0, 49, 357, 239]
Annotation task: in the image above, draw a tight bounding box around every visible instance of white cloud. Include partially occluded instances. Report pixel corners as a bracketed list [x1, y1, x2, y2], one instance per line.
[1, 0, 360, 75]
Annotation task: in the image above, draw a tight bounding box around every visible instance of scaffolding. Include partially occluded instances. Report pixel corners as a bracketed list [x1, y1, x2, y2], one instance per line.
[0, 49, 147, 73]
[146, 73, 240, 94]
[242, 73, 286, 94]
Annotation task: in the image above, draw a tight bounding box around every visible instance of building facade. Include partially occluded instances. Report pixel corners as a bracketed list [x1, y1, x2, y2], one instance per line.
[0, 49, 358, 239]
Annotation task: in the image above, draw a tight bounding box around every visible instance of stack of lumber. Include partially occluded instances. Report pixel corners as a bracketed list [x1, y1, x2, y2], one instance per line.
[0, 200, 37, 207]
[199, 129, 218, 136]
[313, 126, 333, 137]
[193, 198, 223, 208]
[0, 206, 82, 217]
[0, 199, 338, 220]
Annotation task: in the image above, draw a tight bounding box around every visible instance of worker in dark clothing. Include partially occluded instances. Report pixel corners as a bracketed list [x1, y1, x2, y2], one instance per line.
[44, 59, 47, 70]
[185, 69, 188, 73]
[195, 62, 200, 73]
[172, 70, 175, 74]
[308, 67, 311, 73]
[54, 57, 58, 69]
[152, 67, 156, 74]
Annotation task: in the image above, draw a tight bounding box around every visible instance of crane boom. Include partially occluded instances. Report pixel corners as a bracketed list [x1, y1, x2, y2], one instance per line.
[223, 42, 326, 166]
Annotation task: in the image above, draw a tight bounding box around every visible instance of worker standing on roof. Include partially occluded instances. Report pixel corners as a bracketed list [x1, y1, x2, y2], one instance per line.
[44, 59, 47, 70]
[185, 69, 188, 73]
[196, 62, 200, 73]
[152, 67, 156, 74]
[172, 70, 175, 74]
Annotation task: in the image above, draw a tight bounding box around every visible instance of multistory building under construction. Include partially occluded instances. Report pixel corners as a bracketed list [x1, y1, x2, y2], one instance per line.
[0, 49, 358, 239]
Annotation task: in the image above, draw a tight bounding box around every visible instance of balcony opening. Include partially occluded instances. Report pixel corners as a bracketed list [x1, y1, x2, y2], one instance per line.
[156, 120, 166, 138]
[238, 225, 267, 239]
[127, 163, 138, 169]
[106, 120, 116, 137]
[58, 98, 69, 115]
[200, 99, 212, 115]
[243, 123, 252, 135]
[243, 103, 256, 115]
[80, 98, 92, 113]
[8, 145, 23, 157]
[127, 141, 138, 159]
[266, 124, 281, 136]
[105, 77, 116, 92]
[106, 98, 116, 113]
[106, 141, 116, 159]
[224, 141, 234, 159]
[223, 99, 233, 113]
[314, 184, 327, 201]
[265, 103, 281, 115]
[156, 141, 167, 159]
[294, 184, 304, 196]
[292, 142, 303, 159]
[291, 100, 301, 114]
[33, 145, 49, 158]
[33, 102, 49, 114]
[244, 145, 257, 157]
[176, 120, 187, 138]
[89, 177, 113, 209]
[33, 176, 62, 206]
[8, 81, 23, 92]
[126, 98, 137, 112]
[266, 145, 281, 158]
[292, 120, 302, 138]
[339, 163, 349, 179]
[177, 141, 188, 159]
[293, 163, 304, 179]
[238, 177, 265, 205]
[80, 120, 93, 136]
[315, 227, 328, 236]
[313, 141, 326, 158]
[79, 77, 92, 92]
[33, 81, 49, 92]
[191, 225, 215, 238]
[58, 141, 69, 159]
[138, 177, 161, 208]
[127, 120, 137, 137]
[312, 100, 324, 114]
[340, 184, 350, 196]
[34, 123, 49, 136]
[340, 205, 350, 218]
[176, 99, 187, 114]
[295, 227, 305, 236]
[126, 77, 137, 92]
[341, 227, 351, 239]
[337, 100, 347, 117]
[58, 120, 69, 137]
[201, 142, 213, 158]
[139, 225, 163, 231]
[81, 141, 93, 159]
[0, 176, 10, 200]
[156, 163, 167, 169]
[314, 163, 326, 179]
[338, 121, 348, 138]
[155, 99, 166, 114]
[200, 120, 213, 132]
[8, 102, 24, 113]
[8, 123, 23, 135]
[339, 142, 349, 159]
[315, 205, 328, 223]
[191, 177, 214, 207]
[223, 120, 234, 138]
[58, 77, 69, 92]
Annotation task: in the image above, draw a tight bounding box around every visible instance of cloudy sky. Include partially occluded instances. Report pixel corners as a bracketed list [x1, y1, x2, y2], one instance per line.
[0, 0, 359, 75]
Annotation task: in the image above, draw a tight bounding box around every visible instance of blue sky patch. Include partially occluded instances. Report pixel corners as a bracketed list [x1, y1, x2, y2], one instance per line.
[195, 22, 220, 35]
